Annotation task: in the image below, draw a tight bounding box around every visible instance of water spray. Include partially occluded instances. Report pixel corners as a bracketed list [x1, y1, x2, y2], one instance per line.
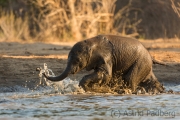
[36, 63, 85, 94]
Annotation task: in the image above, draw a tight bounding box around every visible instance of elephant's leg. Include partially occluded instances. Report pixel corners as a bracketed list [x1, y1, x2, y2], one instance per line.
[124, 64, 137, 92]
[79, 71, 111, 92]
[145, 71, 165, 93]
[124, 61, 149, 93]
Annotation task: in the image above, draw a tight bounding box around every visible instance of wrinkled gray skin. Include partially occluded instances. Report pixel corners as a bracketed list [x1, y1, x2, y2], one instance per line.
[43, 35, 164, 93]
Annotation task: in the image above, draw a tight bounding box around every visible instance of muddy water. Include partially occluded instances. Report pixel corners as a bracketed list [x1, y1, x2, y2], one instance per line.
[0, 64, 180, 120]
[0, 86, 180, 120]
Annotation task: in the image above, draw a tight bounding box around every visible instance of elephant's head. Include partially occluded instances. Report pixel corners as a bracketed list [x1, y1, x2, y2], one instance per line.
[43, 40, 94, 81]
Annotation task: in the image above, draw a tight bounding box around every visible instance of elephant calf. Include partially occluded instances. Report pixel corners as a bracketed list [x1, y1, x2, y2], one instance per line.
[43, 35, 164, 93]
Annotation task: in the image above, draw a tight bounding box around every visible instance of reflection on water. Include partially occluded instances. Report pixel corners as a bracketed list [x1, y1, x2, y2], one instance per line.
[0, 64, 180, 119]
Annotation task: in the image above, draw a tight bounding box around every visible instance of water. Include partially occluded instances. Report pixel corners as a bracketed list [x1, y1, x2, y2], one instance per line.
[0, 64, 180, 120]
[0, 90, 180, 120]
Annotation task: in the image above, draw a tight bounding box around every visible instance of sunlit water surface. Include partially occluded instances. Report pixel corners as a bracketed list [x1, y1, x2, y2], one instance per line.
[0, 64, 180, 120]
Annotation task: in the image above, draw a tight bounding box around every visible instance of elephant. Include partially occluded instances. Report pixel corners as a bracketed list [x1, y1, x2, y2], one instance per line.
[42, 35, 165, 94]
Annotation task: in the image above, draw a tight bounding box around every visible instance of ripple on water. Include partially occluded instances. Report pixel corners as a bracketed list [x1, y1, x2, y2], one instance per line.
[0, 86, 180, 119]
[0, 64, 180, 119]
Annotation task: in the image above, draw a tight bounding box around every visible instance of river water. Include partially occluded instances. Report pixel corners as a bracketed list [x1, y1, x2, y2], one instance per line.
[0, 64, 180, 120]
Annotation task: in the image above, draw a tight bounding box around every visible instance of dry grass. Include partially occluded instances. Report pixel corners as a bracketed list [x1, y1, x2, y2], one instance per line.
[0, 0, 139, 42]
[171, 0, 180, 17]
[0, 10, 31, 42]
[1, 0, 180, 42]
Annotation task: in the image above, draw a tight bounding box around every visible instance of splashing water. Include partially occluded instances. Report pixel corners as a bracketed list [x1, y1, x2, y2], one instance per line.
[36, 63, 180, 95]
[1, 65, 180, 119]
[37, 63, 85, 94]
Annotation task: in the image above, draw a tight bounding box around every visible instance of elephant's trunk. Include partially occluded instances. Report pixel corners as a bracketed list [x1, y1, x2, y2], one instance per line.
[43, 64, 72, 81]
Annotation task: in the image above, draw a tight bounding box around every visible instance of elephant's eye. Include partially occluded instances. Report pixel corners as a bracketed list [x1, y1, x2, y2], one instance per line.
[74, 57, 81, 64]
[77, 50, 82, 53]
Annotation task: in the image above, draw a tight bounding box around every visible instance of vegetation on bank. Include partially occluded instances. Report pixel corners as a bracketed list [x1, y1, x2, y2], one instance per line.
[0, 0, 180, 42]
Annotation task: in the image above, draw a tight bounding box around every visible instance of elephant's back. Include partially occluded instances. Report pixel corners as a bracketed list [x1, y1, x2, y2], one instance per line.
[103, 35, 148, 56]
[103, 35, 152, 72]
[105, 35, 142, 48]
